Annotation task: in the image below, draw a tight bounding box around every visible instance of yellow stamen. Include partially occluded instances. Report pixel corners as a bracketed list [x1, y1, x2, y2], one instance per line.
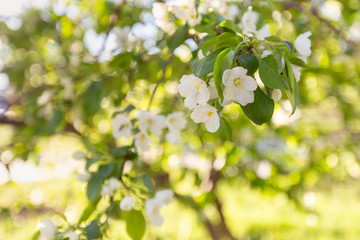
[206, 111, 214, 117]
[147, 118, 153, 125]
[195, 83, 201, 91]
[119, 123, 129, 131]
[234, 78, 242, 87]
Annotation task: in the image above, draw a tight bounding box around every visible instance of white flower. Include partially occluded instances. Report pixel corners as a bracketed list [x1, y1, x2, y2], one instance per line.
[190, 104, 220, 133]
[134, 131, 152, 152]
[295, 31, 312, 57]
[152, 2, 176, 35]
[145, 189, 174, 226]
[166, 112, 187, 132]
[69, 232, 79, 240]
[255, 24, 271, 40]
[261, 50, 272, 59]
[38, 219, 57, 240]
[76, 171, 91, 182]
[222, 67, 257, 106]
[120, 196, 134, 211]
[101, 184, 113, 196]
[155, 189, 174, 204]
[272, 89, 282, 102]
[165, 131, 181, 145]
[111, 113, 132, 139]
[72, 150, 85, 160]
[167, 0, 200, 26]
[108, 177, 121, 192]
[256, 160, 272, 180]
[239, 7, 259, 34]
[292, 64, 302, 82]
[137, 111, 166, 136]
[176, 74, 210, 109]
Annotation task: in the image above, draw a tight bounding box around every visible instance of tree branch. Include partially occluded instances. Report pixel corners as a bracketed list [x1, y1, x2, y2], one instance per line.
[147, 53, 174, 110]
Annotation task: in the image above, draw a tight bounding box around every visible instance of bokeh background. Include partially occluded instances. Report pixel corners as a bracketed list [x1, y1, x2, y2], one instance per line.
[1, 0, 360, 239]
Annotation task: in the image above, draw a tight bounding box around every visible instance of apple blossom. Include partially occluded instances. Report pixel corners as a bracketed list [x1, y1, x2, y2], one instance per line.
[190, 104, 220, 133]
[69, 232, 79, 240]
[120, 196, 134, 211]
[272, 89, 282, 102]
[111, 113, 132, 139]
[152, 2, 176, 35]
[108, 177, 121, 192]
[295, 31, 312, 57]
[222, 67, 257, 106]
[167, 0, 200, 26]
[166, 112, 187, 133]
[261, 50, 272, 59]
[238, 7, 270, 40]
[145, 189, 174, 226]
[165, 131, 181, 145]
[134, 131, 152, 152]
[72, 150, 85, 160]
[176, 74, 210, 109]
[76, 171, 91, 182]
[38, 219, 57, 240]
[137, 111, 166, 137]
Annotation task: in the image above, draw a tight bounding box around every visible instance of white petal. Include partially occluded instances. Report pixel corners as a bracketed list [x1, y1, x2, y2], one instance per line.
[255, 24, 271, 40]
[295, 31, 312, 57]
[222, 69, 234, 86]
[223, 86, 237, 100]
[184, 94, 198, 109]
[236, 88, 254, 106]
[272, 89, 282, 101]
[232, 66, 248, 77]
[241, 76, 257, 91]
[197, 84, 210, 105]
[190, 106, 206, 123]
[205, 114, 220, 133]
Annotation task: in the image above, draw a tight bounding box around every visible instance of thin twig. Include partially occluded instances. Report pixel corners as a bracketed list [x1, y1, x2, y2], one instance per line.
[147, 53, 174, 110]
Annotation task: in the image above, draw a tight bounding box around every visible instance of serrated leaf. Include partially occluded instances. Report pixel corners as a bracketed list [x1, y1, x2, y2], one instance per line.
[123, 210, 146, 240]
[220, 20, 242, 34]
[214, 48, 235, 102]
[240, 88, 274, 125]
[167, 24, 189, 51]
[85, 220, 101, 239]
[86, 175, 103, 201]
[192, 49, 221, 77]
[219, 117, 232, 140]
[258, 56, 288, 90]
[237, 53, 259, 75]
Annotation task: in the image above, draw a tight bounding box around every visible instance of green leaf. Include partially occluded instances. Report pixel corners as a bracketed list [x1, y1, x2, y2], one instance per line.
[123, 210, 146, 240]
[97, 163, 114, 178]
[265, 36, 282, 42]
[83, 81, 103, 116]
[192, 49, 221, 77]
[141, 175, 154, 191]
[214, 48, 235, 102]
[284, 57, 298, 115]
[85, 220, 101, 239]
[236, 53, 259, 75]
[31, 230, 40, 240]
[240, 88, 275, 125]
[283, 41, 294, 54]
[201, 32, 239, 55]
[111, 146, 131, 157]
[289, 56, 306, 67]
[45, 109, 63, 133]
[258, 56, 288, 90]
[220, 20, 242, 34]
[219, 117, 232, 140]
[86, 175, 103, 201]
[167, 24, 189, 51]
[77, 197, 101, 225]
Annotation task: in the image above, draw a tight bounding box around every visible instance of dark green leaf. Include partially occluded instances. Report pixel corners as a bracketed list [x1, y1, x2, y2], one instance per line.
[86, 175, 103, 201]
[192, 49, 221, 77]
[167, 24, 189, 51]
[289, 56, 306, 67]
[236, 53, 259, 75]
[111, 146, 131, 157]
[141, 175, 154, 191]
[219, 117, 232, 140]
[214, 48, 235, 102]
[258, 56, 288, 90]
[240, 88, 274, 125]
[45, 109, 63, 133]
[220, 20, 242, 34]
[85, 220, 101, 239]
[97, 163, 114, 178]
[283, 41, 294, 54]
[123, 210, 146, 240]
[83, 81, 103, 116]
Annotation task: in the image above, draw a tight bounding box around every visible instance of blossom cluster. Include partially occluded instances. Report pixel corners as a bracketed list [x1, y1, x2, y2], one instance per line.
[111, 110, 187, 152]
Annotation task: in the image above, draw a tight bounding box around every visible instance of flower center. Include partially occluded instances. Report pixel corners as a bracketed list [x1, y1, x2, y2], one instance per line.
[206, 111, 214, 117]
[234, 78, 242, 87]
[195, 82, 201, 91]
[147, 118, 153, 125]
[140, 134, 146, 141]
[119, 123, 129, 131]
[170, 118, 176, 123]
